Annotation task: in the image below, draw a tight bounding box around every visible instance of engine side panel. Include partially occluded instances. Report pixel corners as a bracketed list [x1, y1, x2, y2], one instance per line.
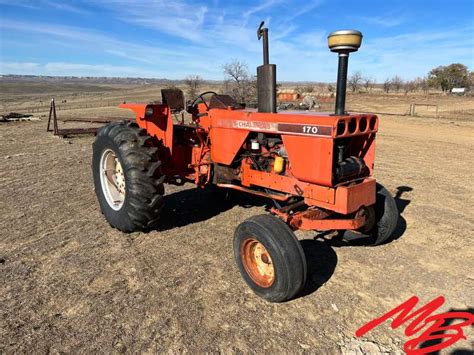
[282, 135, 334, 186]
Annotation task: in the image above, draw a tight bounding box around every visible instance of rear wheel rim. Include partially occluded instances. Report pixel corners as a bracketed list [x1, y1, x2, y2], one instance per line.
[360, 206, 376, 233]
[241, 238, 275, 288]
[99, 149, 125, 211]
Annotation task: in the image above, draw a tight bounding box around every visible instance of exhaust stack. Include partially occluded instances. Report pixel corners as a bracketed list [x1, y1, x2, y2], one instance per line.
[257, 22, 277, 113]
[328, 30, 363, 116]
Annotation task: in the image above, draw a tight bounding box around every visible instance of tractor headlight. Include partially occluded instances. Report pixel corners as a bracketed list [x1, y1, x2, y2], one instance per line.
[145, 106, 154, 117]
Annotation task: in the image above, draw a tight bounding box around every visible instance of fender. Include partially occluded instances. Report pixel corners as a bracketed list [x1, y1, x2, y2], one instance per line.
[119, 103, 173, 154]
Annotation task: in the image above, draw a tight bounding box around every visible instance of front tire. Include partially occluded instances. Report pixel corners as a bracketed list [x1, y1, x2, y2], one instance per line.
[92, 121, 165, 232]
[234, 214, 307, 302]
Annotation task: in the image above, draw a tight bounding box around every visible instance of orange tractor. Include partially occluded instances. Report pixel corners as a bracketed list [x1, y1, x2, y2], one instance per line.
[92, 23, 398, 302]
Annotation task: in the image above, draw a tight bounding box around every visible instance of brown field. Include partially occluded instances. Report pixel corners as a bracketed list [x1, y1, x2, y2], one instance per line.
[1, 80, 473, 353]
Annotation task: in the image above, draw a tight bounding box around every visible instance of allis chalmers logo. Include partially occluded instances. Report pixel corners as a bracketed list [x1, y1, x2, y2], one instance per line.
[232, 120, 276, 130]
[356, 296, 474, 354]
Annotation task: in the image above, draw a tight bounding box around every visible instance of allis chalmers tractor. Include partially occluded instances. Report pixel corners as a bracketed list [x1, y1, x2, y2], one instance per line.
[92, 23, 398, 302]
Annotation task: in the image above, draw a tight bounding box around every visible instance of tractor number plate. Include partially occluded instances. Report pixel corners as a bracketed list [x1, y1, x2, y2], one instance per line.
[278, 123, 332, 136]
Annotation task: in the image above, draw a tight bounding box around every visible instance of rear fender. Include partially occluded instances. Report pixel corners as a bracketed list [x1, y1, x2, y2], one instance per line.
[119, 103, 173, 154]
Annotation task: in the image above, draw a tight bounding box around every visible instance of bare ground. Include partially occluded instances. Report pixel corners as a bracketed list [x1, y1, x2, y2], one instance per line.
[1, 109, 473, 352]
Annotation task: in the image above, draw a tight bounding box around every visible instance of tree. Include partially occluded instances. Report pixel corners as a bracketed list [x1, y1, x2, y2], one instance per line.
[184, 74, 203, 99]
[411, 76, 429, 94]
[419, 76, 429, 94]
[348, 71, 363, 93]
[428, 63, 470, 92]
[383, 78, 392, 93]
[403, 80, 417, 95]
[363, 77, 373, 93]
[223, 60, 256, 103]
[391, 75, 403, 92]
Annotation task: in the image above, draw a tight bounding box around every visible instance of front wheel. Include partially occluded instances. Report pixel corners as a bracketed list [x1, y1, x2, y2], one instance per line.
[233, 214, 307, 302]
[341, 183, 399, 245]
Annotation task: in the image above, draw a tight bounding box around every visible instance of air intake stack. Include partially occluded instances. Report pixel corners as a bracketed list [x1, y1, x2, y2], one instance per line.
[328, 30, 363, 116]
[257, 22, 277, 113]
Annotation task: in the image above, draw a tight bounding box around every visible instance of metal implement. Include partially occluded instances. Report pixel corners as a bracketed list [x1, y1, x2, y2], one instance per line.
[46, 98, 106, 137]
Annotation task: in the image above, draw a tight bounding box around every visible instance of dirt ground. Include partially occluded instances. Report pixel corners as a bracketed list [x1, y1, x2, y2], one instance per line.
[1, 84, 473, 353]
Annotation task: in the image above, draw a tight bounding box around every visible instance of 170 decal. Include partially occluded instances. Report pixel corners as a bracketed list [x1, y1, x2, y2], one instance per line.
[302, 125, 319, 134]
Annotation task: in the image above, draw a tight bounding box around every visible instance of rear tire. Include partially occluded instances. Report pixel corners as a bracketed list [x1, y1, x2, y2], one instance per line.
[234, 214, 307, 302]
[341, 183, 399, 245]
[92, 121, 165, 232]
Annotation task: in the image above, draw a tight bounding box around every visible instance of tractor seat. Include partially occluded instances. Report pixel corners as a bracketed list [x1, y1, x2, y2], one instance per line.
[161, 88, 185, 112]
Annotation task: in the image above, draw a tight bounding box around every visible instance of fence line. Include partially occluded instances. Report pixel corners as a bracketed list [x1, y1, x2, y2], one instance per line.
[5, 96, 473, 120]
[21, 101, 122, 113]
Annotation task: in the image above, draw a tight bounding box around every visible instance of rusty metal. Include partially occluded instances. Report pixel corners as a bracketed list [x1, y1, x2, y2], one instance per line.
[216, 183, 291, 201]
[55, 128, 99, 135]
[60, 117, 115, 123]
[240, 238, 275, 288]
[46, 98, 59, 134]
[272, 205, 367, 231]
[278, 199, 306, 214]
[213, 164, 241, 184]
[46, 98, 108, 137]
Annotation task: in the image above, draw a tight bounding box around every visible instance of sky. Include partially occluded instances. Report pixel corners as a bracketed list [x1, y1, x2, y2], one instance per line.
[0, 0, 473, 82]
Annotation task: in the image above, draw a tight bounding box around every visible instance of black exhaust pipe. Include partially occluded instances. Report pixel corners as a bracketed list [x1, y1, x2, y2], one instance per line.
[334, 53, 349, 116]
[328, 30, 363, 116]
[257, 22, 276, 113]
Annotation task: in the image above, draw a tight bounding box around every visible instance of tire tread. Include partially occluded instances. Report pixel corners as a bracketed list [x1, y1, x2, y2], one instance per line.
[93, 121, 165, 232]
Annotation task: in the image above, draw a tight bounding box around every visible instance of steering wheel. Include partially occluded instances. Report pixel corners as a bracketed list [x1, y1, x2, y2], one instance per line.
[189, 91, 218, 110]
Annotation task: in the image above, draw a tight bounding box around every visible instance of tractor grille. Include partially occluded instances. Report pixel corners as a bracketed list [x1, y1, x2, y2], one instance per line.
[335, 115, 378, 137]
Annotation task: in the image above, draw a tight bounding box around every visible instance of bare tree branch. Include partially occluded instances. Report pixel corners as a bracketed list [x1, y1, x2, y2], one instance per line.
[223, 60, 256, 103]
[348, 71, 363, 93]
[184, 74, 204, 99]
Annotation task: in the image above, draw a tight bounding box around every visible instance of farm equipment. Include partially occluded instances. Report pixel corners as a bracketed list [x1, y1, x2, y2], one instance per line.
[92, 23, 399, 302]
[46, 98, 119, 137]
